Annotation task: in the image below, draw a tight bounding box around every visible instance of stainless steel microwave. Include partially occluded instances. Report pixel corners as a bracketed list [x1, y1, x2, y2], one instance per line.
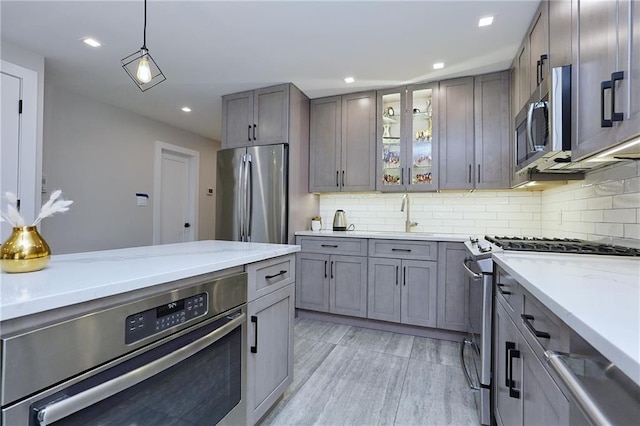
[515, 65, 572, 174]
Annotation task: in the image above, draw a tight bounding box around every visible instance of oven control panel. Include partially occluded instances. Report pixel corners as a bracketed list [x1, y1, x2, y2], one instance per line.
[125, 292, 208, 344]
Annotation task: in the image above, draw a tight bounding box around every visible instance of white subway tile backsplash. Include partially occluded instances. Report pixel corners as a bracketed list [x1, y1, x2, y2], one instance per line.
[612, 193, 640, 209]
[624, 176, 640, 193]
[603, 209, 637, 224]
[586, 196, 613, 210]
[624, 224, 640, 239]
[594, 223, 624, 237]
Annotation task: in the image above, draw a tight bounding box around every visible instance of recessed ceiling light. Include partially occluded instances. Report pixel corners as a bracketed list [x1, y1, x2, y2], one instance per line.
[433, 63, 444, 70]
[478, 16, 494, 27]
[344, 76, 355, 84]
[181, 107, 192, 112]
[82, 38, 102, 48]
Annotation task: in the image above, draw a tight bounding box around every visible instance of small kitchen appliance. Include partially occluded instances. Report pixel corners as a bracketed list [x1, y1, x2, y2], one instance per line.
[332, 210, 347, 231]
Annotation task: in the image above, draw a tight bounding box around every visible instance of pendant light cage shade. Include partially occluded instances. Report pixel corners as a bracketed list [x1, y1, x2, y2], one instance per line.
[121, 49, 166, 92]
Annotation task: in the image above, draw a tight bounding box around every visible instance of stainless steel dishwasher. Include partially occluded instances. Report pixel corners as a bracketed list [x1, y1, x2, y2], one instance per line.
[1, 272, 248, 426]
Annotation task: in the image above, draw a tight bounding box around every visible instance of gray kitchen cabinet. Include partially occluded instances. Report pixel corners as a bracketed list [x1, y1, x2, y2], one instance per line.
[377, 83, 439, 192]
[439, 77, 475, 190]
[247, 283, 294, 425]
[527, 1, 549, 94]
[222, 84, 298, 149]
[329, 255, 368, 318]
[513, 42, 530, 114]
[309, 92, 376, 192]
[295, 236, 368, 316]
[436, 242, 470, 332]
[548, 0, 572, 70]
[474, 71, 511, 189]
[368, 239, 437, 327]
[494, 298, 523, 426]
[573, 0, 640, 160]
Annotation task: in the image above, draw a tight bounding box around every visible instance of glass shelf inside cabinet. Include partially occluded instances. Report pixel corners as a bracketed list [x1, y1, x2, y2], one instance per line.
[411, 140, 433, 185]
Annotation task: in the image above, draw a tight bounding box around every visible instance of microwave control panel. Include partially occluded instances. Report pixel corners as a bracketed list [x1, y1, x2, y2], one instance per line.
[125, 292, 208, 344]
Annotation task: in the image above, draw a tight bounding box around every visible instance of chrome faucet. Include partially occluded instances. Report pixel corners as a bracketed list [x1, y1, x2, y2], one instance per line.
[400, 193, 418, 233]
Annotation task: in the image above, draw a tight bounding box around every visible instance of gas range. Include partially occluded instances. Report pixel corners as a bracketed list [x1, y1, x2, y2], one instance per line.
[464, 235, 640, 260]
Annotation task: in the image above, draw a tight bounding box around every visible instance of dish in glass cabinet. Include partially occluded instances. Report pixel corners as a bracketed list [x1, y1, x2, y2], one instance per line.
[413, 172, 432, 183]
[384, 106, 395, 117]
[383, 174, 401, 184]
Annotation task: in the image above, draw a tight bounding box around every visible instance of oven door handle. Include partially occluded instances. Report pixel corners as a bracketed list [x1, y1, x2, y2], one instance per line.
[35, 313, 246, 426]
[462, 257, 482, 281]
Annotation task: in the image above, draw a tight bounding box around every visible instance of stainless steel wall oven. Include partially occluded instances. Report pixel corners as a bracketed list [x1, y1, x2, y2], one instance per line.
[1, 273, 248, 426]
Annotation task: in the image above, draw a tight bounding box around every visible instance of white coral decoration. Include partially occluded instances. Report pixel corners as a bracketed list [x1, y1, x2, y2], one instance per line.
[0, 190, 73, 227]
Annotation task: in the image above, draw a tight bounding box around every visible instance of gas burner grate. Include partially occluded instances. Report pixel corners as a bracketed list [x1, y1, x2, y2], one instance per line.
[485, 236, 640, 257]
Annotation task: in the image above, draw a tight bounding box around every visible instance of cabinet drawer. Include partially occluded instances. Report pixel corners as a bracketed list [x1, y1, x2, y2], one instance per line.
[521, 291, 569, 356]
[246, 254, 295, 302]
[494, 266, 522, 319]
[297, 237, 367, 256]
[368, 239, 437, 260]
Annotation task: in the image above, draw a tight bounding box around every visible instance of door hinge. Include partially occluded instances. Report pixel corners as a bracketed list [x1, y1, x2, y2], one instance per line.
[18, 99, 23, 114]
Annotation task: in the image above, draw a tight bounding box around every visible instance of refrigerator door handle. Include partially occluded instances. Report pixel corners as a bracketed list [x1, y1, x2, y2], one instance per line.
[238, 155, 246, 241]
[245, 153, 253, 241]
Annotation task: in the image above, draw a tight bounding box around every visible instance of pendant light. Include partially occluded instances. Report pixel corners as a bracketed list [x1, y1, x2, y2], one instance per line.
[121, 0, 166, 91]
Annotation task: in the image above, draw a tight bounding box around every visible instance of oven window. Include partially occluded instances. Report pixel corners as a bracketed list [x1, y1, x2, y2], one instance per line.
[31, 321, 242, 426]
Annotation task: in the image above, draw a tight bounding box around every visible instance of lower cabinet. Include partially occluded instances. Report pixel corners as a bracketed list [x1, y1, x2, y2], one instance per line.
[436, 242, 472, 332]
[246, 284, 294, 425]
[368, 258, 437, 327]
[296, 251, 368, 318]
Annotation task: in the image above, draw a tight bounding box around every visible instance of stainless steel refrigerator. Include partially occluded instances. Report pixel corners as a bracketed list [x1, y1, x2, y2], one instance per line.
[216, 144, 288, 244]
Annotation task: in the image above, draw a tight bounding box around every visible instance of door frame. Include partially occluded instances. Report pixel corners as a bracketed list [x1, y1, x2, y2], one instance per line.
[153, 141, 199, 245]
[1, 60, 40, 227]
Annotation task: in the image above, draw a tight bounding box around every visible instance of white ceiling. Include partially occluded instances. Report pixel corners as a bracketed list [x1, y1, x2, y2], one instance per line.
[1, 0, 540, 141]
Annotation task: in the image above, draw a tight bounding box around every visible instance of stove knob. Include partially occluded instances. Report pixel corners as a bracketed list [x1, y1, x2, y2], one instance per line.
[478, 242, 492, 253]
[469, 235, 479, 243]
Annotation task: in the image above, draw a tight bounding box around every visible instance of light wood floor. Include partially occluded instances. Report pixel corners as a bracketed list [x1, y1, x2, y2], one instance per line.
[261, 318, 478, 426]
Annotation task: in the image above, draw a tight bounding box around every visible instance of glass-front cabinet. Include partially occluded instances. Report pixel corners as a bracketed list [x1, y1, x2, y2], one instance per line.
[377, 83, 438, 191]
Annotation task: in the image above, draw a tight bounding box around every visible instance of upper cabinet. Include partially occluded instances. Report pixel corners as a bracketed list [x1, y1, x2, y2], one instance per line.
[377, 83, 439, 192]
[573, 0, 640, 160]
[309, 92, 376, 192]
[222, 84, 291, 149]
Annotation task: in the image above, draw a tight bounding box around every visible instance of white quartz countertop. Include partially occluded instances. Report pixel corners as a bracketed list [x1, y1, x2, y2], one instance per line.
[0, 240, 299, 322]
[295, 230, 467, 242]
[492, 252, 640, 385]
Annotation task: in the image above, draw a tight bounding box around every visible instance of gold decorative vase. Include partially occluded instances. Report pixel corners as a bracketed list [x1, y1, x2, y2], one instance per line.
[1, 226, 51, 273]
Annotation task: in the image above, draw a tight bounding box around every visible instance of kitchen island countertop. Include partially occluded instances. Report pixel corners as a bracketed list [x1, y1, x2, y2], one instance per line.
[295, 230, 467, 242]
[0, 240, 299, 322]
[493, 251, 640, 386]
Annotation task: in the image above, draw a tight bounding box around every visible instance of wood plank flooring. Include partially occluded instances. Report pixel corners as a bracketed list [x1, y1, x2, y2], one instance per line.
[260, 318, 478, 425]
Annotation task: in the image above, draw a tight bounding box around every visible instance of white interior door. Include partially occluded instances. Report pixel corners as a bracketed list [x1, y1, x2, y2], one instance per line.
[153, 142, 199, 245]
[1, 72, 21, 241]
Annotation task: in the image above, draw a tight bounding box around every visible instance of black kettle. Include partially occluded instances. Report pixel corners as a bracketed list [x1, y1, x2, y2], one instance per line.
[332, 210, 347, 231]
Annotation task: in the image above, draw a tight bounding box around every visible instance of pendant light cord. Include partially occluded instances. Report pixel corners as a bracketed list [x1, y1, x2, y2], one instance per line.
[142, 0, 147, 49]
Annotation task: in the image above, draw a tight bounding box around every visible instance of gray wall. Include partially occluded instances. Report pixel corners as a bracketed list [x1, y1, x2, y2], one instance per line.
[41, 84, 220, 254]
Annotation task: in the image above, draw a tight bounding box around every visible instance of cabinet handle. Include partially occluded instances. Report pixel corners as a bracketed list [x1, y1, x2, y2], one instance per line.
[508, 347, 521, 399]
[321, 244, 338, 248]
[342, 170, 345, 187]
[401, 168, 404, 185]
[521, 314, 551, 339]
[496, 283, 512, 296]
[539, 54, 548, 83]
[265, 270, 287, 280]
[408, 167, 411, 185]
[253, 124, 257, 141]
[611, 71, 624, 122]
[601, 79, 613, 128]
[477, 164, 481, 183]
[468, 164, 472, 183]
[250, 315, 258, 353]
[395, 265, 399, 286]
[536, 59, 541, 85]
[403, 266, 406, 286]
[248, 125, 252, 142]
[331, 261, 334, 279]
[391, 248, 411, 252]
[505, 341, 515, 387]
[324, 260, 327, 278]
[336, 171, 339, 187]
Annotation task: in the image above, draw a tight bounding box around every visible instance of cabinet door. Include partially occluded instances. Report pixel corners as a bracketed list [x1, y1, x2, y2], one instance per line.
[367, 258, 401, 323]
[548, 0, 572, 70]
[436, 243, 469, 332]
[528, 2, 549, 93]
[516, 42, 530, 113]
[254, 84, 289, 146]
[521, 338, 569, 426]
[573, 0, 618, 160]
[309, 96, 341, 192]
[341, 91, 376, 191]
[408, 83, 439, 190]
[247, 284, 294, 424]
[439, 77, 475, 190]
[494, 300, 523, 426]
[617, 0, 640, 142]
[474, 71, 510, 189]
[222, 90, 254, 149]
[377, 87, 406, 191]
[400, 260, 437, 327]
[295, 252, 329, 312]
[329, 255, 368, 318]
